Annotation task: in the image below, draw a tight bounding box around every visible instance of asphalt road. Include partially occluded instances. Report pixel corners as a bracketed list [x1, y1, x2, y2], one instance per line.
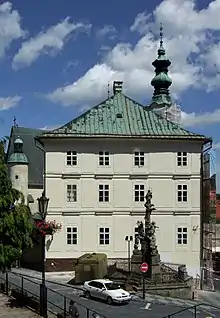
[0, 272, 219, 318]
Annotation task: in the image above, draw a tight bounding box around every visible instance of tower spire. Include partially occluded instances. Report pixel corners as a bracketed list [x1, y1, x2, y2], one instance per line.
[150, 23, 172, 109]
[159, 23, 164, 50]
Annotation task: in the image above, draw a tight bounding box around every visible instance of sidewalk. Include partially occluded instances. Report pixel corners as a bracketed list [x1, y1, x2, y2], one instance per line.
[198, 289, 220, 308]
[12, 267, 75, 284]
[0, 292, 41, 317]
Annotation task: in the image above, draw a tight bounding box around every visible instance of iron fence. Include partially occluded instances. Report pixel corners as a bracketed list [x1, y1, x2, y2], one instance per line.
[0, 271, 107, 317]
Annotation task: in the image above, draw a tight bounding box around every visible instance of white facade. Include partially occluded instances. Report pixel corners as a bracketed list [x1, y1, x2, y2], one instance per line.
[9, 163, 29, 204]
[44, 138, 202, 277]
[8, 162, 42, 213]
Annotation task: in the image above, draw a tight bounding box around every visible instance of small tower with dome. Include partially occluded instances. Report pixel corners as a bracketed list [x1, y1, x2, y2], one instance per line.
[8, 137, 29, 203]
[150, 24, 181, 124]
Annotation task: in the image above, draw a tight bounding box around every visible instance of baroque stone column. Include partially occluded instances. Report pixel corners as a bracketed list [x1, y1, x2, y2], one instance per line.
[131, 189, 160, 278]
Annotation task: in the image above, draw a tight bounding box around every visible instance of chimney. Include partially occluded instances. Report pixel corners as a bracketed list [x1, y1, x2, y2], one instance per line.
[113, 81, 123, 94]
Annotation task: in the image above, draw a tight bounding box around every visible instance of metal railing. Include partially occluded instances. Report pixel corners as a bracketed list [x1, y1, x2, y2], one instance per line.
[0, 271, 107, 317]
[162, 303, 220, 317]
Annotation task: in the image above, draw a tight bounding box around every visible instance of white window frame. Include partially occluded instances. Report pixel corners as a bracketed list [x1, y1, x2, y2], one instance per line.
[66, 184, 77, 202]
[177, 227, 188, 245]
[177, 152, 187, 167]
[99, 151, 110, 166]
[66, 226, 78, 245]
[99, 227, 110, 245]
[134, 151, 145, 166]
[134, 184, 145, 202]
[177, 184, 188, 202]
[99, 184, 109, 202]
[66, 151, 77, 166]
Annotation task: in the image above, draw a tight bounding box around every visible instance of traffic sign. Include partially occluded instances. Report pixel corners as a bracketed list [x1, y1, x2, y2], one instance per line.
[140, 262, 148, 273]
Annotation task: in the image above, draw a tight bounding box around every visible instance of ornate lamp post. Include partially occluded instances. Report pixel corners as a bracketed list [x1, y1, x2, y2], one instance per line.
[37, 191, 49, 317]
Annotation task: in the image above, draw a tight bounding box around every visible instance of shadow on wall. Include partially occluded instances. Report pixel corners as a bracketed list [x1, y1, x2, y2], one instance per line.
[21, 237, 43, 272]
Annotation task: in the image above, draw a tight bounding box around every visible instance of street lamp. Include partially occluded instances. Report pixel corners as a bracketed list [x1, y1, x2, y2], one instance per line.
[37, 191, 49, 317]
[125, 236, 133, 275]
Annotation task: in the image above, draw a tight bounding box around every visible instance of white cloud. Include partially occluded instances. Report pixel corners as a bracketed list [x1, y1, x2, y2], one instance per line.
[0, 96, 21, 110]
[130, 12, 151, 34]
[47, 64, 120, 106]
[46, 0, 220, 108]
[0, 2, 25, 58]
[12, 18, 91, 69]
[40, 124, 61, 131]
[96, 25, 117, 39]
[181, 108, 220, 127]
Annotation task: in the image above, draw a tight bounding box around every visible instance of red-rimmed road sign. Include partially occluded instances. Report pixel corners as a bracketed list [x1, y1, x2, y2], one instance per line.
[140, 262, 149, 273]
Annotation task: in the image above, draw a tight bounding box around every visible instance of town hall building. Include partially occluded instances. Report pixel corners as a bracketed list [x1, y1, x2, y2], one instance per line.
[7, 34, 211, 278]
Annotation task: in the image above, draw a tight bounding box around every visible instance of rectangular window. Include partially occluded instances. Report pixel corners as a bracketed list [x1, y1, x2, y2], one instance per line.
[67, 184, 77, 202]
[66, 227, 78, 245]
[66, 151, 77, 166]
[134, 152, 145, 166]
[99, 184, 109, 202]
[99, 151, 110, 166]
[99, 227, 109, 245]
[134, 184, 145, 202]
[177, 184, 188, 202]
[177, 227, 187, 245]
[177, 152, 187, 167]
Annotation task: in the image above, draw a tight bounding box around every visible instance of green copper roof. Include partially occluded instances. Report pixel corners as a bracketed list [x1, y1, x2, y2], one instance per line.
[8, 152, 29, 164]
[40, 92, 207, 141]
[150, 25, 172, 108]
[8, 137, 29, 164]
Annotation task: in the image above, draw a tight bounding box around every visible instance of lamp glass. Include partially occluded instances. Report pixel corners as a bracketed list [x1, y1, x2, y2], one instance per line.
[37, 192, 49, 220]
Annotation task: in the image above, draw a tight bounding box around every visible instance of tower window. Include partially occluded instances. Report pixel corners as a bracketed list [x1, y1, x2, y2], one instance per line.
[15, 175, 18, 179]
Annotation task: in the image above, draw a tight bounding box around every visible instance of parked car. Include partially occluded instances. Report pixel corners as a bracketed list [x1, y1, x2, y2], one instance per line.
[83, 279, 131, 305]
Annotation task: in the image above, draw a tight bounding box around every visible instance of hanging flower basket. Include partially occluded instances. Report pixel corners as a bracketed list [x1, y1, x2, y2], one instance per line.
[34, 220, 62, 236]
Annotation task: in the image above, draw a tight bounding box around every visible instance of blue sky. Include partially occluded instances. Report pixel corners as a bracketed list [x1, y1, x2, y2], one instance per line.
[0, 0, 219, 187]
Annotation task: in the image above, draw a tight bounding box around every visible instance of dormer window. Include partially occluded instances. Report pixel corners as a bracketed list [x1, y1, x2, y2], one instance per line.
[134, 152, 144, 166]
[99, 151, 109, 166]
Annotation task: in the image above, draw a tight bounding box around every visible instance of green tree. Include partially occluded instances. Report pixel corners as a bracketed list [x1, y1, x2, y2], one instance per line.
[0, 140, 33, 272]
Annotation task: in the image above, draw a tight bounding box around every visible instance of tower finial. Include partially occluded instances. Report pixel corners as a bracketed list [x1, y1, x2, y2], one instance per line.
[13, 116, 16, 127]
[158, 23, 165, 56]
[159, 23, 163, 49]
[107, 81, 110, 99]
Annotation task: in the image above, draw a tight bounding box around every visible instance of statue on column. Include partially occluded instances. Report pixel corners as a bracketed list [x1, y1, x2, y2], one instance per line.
[133, 189, 159, 261]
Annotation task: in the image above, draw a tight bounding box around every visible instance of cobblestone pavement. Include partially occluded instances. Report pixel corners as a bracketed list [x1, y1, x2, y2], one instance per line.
[0, 293, 41, 317]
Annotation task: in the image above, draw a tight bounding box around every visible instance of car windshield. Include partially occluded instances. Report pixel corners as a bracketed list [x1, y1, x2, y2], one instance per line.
[105, 282, 120, 290]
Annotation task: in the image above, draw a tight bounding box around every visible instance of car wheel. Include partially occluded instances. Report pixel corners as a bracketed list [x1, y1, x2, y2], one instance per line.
[107, 296, 113, 305]
[85, 291, 91, 299]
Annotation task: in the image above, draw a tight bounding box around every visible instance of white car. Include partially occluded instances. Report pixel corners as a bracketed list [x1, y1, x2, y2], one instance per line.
[83, 279, 131, 305]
